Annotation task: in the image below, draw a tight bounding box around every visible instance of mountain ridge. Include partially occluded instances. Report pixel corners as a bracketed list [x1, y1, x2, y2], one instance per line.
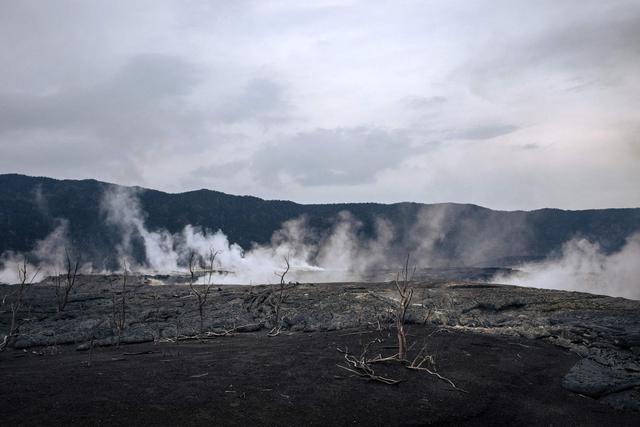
[4, 172, 638, 212]
[1, 173, 639, 269]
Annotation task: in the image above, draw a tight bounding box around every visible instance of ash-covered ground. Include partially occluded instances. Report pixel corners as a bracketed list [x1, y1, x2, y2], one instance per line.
[1, 268, 639, 425]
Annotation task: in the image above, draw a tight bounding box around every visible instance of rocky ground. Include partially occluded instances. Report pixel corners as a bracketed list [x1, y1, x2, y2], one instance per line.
[1, 269, 639, 425]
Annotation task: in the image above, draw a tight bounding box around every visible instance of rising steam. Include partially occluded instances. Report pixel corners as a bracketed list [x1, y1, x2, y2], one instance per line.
[0, 220, 72, 284]
[97, 187, 394, 284]
[493, 234, 640, 300]
[1, 187, 638, 300]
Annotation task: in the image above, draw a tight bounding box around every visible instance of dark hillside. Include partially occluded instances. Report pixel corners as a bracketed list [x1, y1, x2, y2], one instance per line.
[1, 174, 639, 268]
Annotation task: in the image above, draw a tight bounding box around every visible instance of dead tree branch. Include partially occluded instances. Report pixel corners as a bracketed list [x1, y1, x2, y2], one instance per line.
[173, 321, 263, 342]
[268, 254, 292, 336]
[407, 344, 468, 393]
[335, 255, 465, 392]
[188, 249, 219, 334]
[55, 248, 81, 312]
[394, 253, 415, 361]
[1, 258, 39, 351]
[85, 318, 107, 367]
[111, 261, 128, 347]
[337, 339, 401, 385]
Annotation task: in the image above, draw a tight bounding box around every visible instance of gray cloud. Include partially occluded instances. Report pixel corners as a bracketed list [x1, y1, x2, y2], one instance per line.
[451, 124, 520, 141]
[529, 6, 640, 73]
[252, 127, 416, 186]
[462, 2, 640, 93]
[215, 78, 294, 124]
[0, 0, 638, 209]
[403, 96, 447, 110]
[0, 54, 201, 133]
[0, 53, 207, 185]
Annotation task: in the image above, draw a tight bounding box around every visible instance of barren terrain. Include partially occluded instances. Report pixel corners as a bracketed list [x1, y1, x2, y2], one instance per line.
[1, 269, 640, 425]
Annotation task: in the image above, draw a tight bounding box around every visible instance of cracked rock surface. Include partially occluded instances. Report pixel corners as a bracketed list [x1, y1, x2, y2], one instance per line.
[2, 272, 639, 411]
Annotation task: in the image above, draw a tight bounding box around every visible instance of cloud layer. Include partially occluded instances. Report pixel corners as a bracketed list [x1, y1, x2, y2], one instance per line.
[1, 0, 639, 209]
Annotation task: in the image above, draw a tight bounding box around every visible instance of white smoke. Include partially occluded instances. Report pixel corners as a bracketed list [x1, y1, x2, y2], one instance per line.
[407, 205, 451, 266]
[406, 204, 533, 267]
[100, 187, 395, 284]
[494, 233, 640, 300]
[0, 220, 72, 284]
[101, 187, 179, 270]
[3, 186, 638, 297]
[315, 211, 394, 279]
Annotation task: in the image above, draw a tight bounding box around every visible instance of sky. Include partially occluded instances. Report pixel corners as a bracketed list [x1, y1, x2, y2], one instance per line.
[0, 0, 639, 210]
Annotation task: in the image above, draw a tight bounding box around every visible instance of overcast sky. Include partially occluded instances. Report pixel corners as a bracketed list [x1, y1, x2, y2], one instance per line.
[1, 0, 639, 210]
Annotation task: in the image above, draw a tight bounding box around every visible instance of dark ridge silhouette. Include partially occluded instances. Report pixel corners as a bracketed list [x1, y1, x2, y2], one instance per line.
[1, 173, 639, 269]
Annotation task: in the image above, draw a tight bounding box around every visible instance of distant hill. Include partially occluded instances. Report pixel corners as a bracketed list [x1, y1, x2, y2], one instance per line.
[1, 173, 639, 269]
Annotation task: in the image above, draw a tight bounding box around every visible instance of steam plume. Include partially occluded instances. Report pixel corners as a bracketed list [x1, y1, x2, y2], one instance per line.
[493, 234, 640, 300]
[1, 187, 638, 301]
[100, 187, 395, 284]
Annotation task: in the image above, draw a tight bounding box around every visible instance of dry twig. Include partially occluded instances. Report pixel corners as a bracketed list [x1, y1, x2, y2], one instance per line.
[336, 339, 402, 385]
[405, 344, 467, 392]
[175, 321, 262, 341]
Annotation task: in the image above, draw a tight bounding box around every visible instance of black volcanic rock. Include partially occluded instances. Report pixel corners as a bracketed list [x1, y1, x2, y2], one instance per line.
[2, 275, 640, 412]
